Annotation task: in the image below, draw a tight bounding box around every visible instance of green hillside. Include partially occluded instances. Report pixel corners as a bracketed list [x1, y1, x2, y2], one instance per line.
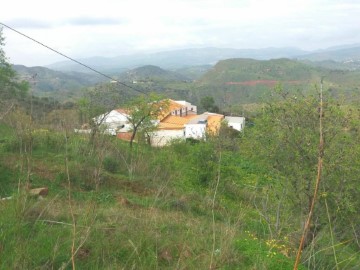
[105, 58, 360, 111]
[117, 65, 189, 82]
[13, 57, 360, 113]
[173, 65, 212, 80]
[199, 58, 319, 84]
[13, 65, 107, 101]
[193, 58, 360, 108]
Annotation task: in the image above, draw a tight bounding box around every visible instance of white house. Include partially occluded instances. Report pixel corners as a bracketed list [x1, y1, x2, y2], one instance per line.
[152, 112, 225, 145]
[172, 100, 197, 115]
[150, 114, 198, 146]
[225, 116, 245, 132]
[184, 115, 207, 140]
[88, 99, 240, 145]
[94, 109, 132, 135]
[184, 112, 224, 140]
[151, 129, 185, 146]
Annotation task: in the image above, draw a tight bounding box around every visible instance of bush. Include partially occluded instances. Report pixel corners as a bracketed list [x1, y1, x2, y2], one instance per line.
[103, 156, 119, 173]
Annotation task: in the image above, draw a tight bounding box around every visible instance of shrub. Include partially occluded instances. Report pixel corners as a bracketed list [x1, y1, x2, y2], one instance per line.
[102, 156, 119, 173]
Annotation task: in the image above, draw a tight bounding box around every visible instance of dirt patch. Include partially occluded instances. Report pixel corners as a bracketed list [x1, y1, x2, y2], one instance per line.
[121, 181, 155, 196]
[77, 247, 91, 260]
[225, 80, 302, 86]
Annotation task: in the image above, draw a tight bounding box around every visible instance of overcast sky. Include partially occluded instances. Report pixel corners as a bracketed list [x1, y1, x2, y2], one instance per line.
[1, 0, 360, 66]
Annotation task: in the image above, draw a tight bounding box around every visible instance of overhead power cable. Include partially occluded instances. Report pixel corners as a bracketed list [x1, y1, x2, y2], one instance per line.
[0, 22, 209, 127]
[0, 22, 146, 94]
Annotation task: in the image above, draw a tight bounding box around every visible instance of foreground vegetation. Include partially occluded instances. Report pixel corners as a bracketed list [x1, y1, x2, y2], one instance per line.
[2, 86, 360, 269]
[0, 124, 295, 269]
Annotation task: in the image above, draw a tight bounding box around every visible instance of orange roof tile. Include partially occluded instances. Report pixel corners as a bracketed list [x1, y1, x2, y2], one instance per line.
[157, 99, 186, 120]
[182, 114, 197, 119]
[116, 108, 130, 115]
[158, 115, 196, 130]
[115, 99, 186, 121]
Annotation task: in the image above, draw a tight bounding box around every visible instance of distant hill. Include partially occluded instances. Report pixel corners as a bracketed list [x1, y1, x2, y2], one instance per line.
[173, 65, 212, 80]
[14, 55, 360, 108]
[117, 65, 189, 82]
[300, 59, 360, 71]
[299, 46, 360, 62]
[12, 65, 106, 100]
[47, 47, 309, 73]
[199, 58, 319, 84]
[194, 58, 360, 106]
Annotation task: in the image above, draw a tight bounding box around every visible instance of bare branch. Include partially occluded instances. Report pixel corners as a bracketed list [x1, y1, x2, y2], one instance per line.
[0, 102, 14, 120]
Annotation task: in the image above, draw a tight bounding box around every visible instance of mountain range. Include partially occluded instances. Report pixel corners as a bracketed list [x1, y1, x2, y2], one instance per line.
[46, 45, 360, 73]
[12, 44, 360, 105]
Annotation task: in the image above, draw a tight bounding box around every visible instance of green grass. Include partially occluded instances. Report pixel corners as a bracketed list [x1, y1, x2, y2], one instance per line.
[1, 123, 360, 269]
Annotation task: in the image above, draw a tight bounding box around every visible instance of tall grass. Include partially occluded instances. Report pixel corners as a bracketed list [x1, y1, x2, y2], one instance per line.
[1, 123, 360, 269]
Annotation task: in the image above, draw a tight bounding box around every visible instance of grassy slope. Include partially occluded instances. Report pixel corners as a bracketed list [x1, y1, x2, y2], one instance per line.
[0, 124, 303, 269]
[2, 106, 360, 269]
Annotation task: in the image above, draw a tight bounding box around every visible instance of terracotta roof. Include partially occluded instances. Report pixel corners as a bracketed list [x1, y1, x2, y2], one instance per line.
[158, 115, 196, 130]
[116, 108, 130, 115]
[157, 99, 186, 120]
[182, 114, 197, 119]
[114, 99, 186, 121]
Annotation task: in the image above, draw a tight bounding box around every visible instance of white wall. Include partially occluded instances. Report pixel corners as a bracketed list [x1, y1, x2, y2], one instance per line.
[184, 124, 206, 139]
[151, 129, 185, 147]
[94, 110, 132, 135]
[225, 117, 245, 132]
[174, 100, 197, 115]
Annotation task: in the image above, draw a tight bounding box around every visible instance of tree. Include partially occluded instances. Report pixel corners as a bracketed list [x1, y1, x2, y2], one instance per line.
[78, 83, 123, 143]
[0, 27, 28, 120]
[241, 85, 360, 267]
[200, 96, 219, 113]
[125, 93, 169, 148]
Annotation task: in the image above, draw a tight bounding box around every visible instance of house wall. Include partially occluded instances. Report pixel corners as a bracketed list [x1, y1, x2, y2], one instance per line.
[151, 129, 185, 147]
[172, 101, 197, 116]
[227, 122, 242, 131]
[95, 110, 128, 128]
[117, 132, 133, 141]
[184, 124, 207, 139]
[225, 117, 245, 132]
[188, 105, 197, 114]
[94, 110, 132, 134]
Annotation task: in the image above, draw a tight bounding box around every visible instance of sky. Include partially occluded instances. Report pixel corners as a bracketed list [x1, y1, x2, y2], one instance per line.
[1, 0, 360, 66]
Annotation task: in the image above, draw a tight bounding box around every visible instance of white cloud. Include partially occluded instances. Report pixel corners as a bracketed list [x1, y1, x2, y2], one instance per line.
[1, 0, 360, 65]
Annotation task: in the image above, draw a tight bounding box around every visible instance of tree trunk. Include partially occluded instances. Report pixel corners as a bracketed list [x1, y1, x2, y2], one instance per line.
[129, 126, 138, 148]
